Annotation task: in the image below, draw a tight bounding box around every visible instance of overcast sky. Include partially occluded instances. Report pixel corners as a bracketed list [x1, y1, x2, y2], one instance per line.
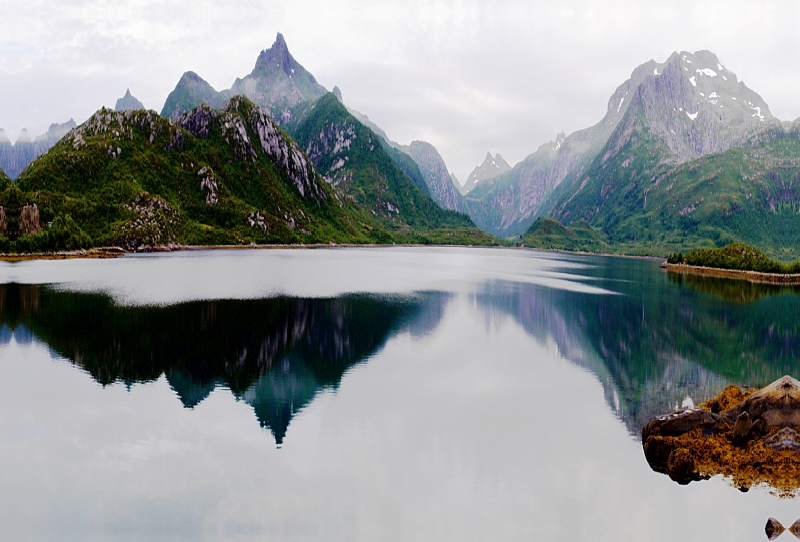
[2, 0, 800, 182]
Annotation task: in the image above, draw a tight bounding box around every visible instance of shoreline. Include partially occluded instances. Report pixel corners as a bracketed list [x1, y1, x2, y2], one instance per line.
[662, 262, 800, 285]
[0, 242, 669, 262]
[0, 243, 506, 261]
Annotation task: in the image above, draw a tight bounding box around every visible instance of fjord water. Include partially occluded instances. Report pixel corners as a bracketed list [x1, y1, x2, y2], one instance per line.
[1, 248, 799, 541]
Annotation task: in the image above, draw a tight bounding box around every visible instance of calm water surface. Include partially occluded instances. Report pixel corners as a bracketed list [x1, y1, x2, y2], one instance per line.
[1, 247, 799, 541]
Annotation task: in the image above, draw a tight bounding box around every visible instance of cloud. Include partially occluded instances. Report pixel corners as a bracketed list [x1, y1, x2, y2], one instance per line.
[1, 0, 799, 181]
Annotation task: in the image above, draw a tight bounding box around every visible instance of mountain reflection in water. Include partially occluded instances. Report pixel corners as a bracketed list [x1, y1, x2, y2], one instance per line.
[0, 284, 447, 446]
[3, 255, 800, 444]
[475, 258, 800, 435]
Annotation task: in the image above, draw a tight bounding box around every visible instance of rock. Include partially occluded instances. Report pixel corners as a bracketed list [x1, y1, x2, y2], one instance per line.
[789, 519, 800, 538]
[732, 411, 753, 446]
[642, 376, 800, 493]
[20, 203, 40, 235]
[764, 427, 800, 451]
[766, 518, 785, 540]
[666, 448, 702, 485]
[642, 408, 722, 439]
[726, 375, 800, 427]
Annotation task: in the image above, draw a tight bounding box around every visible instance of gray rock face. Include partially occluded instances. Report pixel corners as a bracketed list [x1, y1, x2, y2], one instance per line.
[229, 33, 327, 125]
[398, 141, 466, 212]
[460, 152, 511, 195]
[0, 120, 77, 179]
[599, 50, 772, 167]
[177, 97, 323, 203]
[465, 49, 774, 238]
[115, 89, 145, 111]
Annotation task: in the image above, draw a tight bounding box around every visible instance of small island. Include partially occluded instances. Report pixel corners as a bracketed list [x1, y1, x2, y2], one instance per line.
[663, 243, 800, 285]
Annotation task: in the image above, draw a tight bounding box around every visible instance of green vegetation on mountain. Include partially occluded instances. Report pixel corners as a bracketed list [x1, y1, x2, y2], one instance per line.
[160, 71, 229, 120]
[288, 93, 495, 240]
[545, 88, 800, 260]
[520, 217, 609, 252]
[399, 140, 467, 213]
[0, 165, 9, 186]
[378, 137, 431, 196]
[15, 96, 396, 250]
[668, 243, 800, 273]
[7, 93, 498, 252]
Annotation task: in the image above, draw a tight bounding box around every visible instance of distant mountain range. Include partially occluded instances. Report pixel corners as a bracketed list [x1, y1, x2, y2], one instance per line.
[0, 120, 77, 179]
[459, 49, 800, 259]
[1, 34, 492, 251]
[8, 42, 800, 257]
[160, 33, 468, 215]
[459, 152, 511, 195]
[514, 50, 800, 259]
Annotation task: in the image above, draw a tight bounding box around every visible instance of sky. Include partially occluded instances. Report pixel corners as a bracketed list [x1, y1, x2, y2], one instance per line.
[2, 0, 800, 183]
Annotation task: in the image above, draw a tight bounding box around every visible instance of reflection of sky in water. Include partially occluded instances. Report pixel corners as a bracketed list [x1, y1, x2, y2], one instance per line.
[0, 248, 799, 540]
[0, 247, 615, 305]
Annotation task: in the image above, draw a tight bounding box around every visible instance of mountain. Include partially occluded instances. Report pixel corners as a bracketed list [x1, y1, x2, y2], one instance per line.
[520, 217, 608, 252]
[228, 32, 327, 124]
[334, 94, 466, 212]
[161, 37, 466, 217]
[533, 51, 800, 258]
[467, 50, 776, 240]
[115, 89, 145, 111]
[161, 33, 326, 125]
[463, 57, 669, 237]
[160, 71, 229, 120]
[15, 97, 393, 250]
[398, 141, 467, 212]
[3, 284, 440, 446]
[540, 122, 800, 259]
[0, 120, 77, 179]
[460, 152, 511, 195]
[288, 93, 489, 241]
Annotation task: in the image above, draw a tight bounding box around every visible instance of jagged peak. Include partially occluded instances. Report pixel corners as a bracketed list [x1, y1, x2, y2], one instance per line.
[253, 32, 298, 76]
[17, 129, 31, 144]
[603, 49, 771, 125]
[332, 86, 343, 104]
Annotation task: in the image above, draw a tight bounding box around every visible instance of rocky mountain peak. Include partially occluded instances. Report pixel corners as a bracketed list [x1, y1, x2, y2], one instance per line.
[332, 86, 343, 104]
[589, 49, 776, 169]
[460, 152, 512, 194]
[115, 89, 145, 112]
[16, 129, 31, 144]
[225, 32, 327, 124]
[178, 71, 207, 86]
[0, 129, 8, 144]
[252, 32, 302, 79]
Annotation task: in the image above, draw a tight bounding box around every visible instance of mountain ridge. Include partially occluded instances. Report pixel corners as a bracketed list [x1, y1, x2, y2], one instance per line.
[0, 120, 77, 179]
[465, 49, 778, 239]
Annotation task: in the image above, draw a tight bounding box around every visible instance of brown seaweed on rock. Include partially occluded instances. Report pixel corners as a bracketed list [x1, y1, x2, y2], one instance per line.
[642, 376, 800, 496]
